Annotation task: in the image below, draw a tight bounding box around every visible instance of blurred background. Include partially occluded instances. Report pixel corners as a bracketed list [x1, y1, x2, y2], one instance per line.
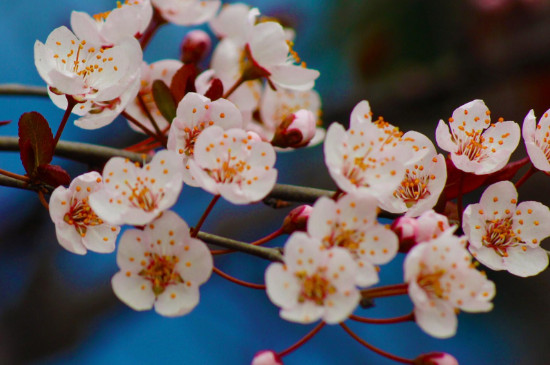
[1, 0, 550, 364]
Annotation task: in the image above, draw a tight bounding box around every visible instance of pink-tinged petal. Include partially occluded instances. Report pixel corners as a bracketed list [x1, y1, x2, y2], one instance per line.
[193, 126, 226, 169]
[459, 277, 495, 312]
[83, 224, 119, 253]
[525, 140, 550, 172]
[462, 204, 485, 248]
[468, 245, 506, 271]
[174, 237, 213, 285]
[400, 131, 436, 164]
[70, 11, 104, 45]
[268, 64, 320, 91]
[407, 280, 430, 308]
[55, 223, 87, 255]
[358, 225, 399, 266]
[450, 99, 490, 133]
[514, 201, 550, 245]
[248, 140, 276, 168]
[222, 168, 276, 204]
[187, 159, 219, 195]
[117, 229, 149, 271]
[49, 186, 71, 224]
[112, 271, 155, 311]
[146, 150, 184, 206]
[211, 38, 243, 84]
[174, 92, 210, 128]
[435, 120, 456, 153]
[280, 301, 324, 324]
[479, 181, 517, 220]
[323, 290, 361, 324]
[307, 197, 337, 241]
[209, 98, 244, 129]
[349, 100, 372, 127]
[325, 247, 358, 289]
[324, 123, 347, 168]
[284, 232, 324, 274]
[265, 263, 300, 308]
[248, 22, 288, 67]
[522, 110, 536, 143]
[209, 3, 254, 39]
[338, 193, 378, 228]
[154, 283, 200, 317]
[505, 246, 548, 277]
[354, 260, 379, 288]
[404, 243, 425, 282]
[414, 303, 457, 339]
[155, 0, 220, 26]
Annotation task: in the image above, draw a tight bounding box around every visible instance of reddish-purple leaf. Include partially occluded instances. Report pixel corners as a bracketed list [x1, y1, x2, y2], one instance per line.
[170, 64, 198, 103]
[0, 120, 11, 126]
[152, 80, 177, 123]
[36, 164, 71, 187]
[483, 157, 530, 186]
[204, 78, 224, 101]
[18, 112, 55, 177]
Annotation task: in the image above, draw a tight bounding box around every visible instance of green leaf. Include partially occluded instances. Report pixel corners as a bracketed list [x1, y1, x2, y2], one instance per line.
[152, 79, 177, 124]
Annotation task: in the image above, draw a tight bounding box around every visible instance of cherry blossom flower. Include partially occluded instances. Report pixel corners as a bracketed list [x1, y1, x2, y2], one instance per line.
[435, 99, 520, 175]
[167, 92, 243, 185]
[126, 60, 183, 134]
[35, 26, 142, 103]
[89, 150, 184, 226]
[71, 0, 153, 47]
[404, 230, 495, 338]
[265, 232, 360, 324]
[324, 109, 433, 200]
[378, 144, 447, 217]
[522, 108, 550, 172]
[463, 180, 550, 277]
[112, 211, 212, 317]
[152, 0, 221, 26]
[251, 351, 283, 365]
[187, 126, 277, 204]
[211, 19, 319, 91]
[307, 193, 398, 287]
[49, 172, 120, 255]
[254, 86, 324, 148]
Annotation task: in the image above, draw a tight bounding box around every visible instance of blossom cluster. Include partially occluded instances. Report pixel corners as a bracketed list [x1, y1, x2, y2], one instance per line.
[14, 0, 550, 364]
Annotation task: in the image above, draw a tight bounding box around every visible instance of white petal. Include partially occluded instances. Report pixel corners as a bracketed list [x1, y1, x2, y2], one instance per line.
[112, 271, 155, 311]
[265, 263, 300, 308]
[154, 283, 200, 317]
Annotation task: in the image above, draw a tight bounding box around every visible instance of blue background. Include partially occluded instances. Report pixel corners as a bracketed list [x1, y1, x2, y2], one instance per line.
[1, 1, 550, 364]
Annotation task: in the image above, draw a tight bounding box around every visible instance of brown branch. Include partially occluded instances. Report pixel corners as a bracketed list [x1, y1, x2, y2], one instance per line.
[0, 84, 48, 97]
[197, 231, 283, 262]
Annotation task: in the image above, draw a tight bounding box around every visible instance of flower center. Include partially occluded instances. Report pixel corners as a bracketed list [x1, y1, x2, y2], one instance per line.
[183, 121, 213, 156]
[63, 197, 104, 237]
[482, 217, 517, 257]
[207, 153, 249, 184]
[324, 225, 363, 256]
[126, 178, 163, 212]
[455, 128, 488, 161]
[139, 253, 184, 295]
[417, 270, 446, 299]
[394, 166, 434, 207]
[295, 269, 336, 305]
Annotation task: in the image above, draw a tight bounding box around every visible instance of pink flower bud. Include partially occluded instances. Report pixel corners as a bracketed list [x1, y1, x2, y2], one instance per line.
[181, 30, 211, 64]
[282, 205, 313, 234]
[251, 350, 283, 365]
[415, 210, 452, 243]
[391, 216, 418, 253]
[271, 109, 316, 148]
[414, 352, 459, 365]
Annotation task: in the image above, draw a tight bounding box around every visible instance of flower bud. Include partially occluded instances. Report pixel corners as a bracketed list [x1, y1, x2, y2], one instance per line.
[391, 216, 418, 253]
[251, 350, 283, 365]
[181, 30, 211, 64]
[282, 205, 313, 234]
[414, 352, 458, 365]
[271, 109, 316, 148]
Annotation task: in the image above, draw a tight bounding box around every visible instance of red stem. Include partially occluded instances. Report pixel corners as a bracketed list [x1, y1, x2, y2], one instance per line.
[361, 283, 409, 299]
[191, 195, 220, 238]
[211, 228, 284, 255]
[222, 76, 245, 99]
[122, 111, 162, 143]
[0, 168, 30, 182]
[53, 95, 77, 147]
[349, 313, 414, 325]
[340, 323, 414, 364]
[515, 164, 538, 188]
[38, 190, 49, 211]
[136, 93, 166, 146]
[212, 266, 266, 290]
[277, 322, 326, 358]
[139, 7, 167, 49]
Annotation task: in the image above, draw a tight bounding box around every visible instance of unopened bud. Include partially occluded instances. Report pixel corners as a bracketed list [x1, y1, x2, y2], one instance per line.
[181, 30, 211, 64]
[414, 352, 458, 365]
[251, 350, 283, 365]
[271, 109, 316, 148]
[282, 205, 313, 234]
[391, 216, 418, 253]
[415, 210, 452, 243]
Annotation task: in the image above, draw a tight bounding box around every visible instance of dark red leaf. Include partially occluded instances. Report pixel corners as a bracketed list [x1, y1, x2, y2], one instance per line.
[204, 78, 224, 101]
[0, 120, 11, 126]
[36, 164, 71, 187]
[483, 156, 530, 186]
[18, 112, 54, 177]
[152, 80, 177, 123]
[170, 64, 198, 103]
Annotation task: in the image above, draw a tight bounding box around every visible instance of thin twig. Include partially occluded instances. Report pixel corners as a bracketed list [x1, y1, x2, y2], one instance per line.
[0, 84, 48, 97]
[197, 231, 283, 262]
